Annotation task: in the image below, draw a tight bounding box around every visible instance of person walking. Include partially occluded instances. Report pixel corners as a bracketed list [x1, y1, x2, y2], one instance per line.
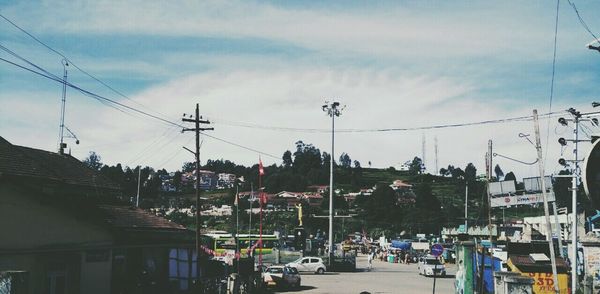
[367, 251, 373, 270]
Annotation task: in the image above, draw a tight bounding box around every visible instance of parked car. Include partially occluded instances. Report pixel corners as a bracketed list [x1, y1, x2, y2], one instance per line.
[263, 265, 301, 288]
[286, 257, 327, 274]
[417, 256, 446, 277]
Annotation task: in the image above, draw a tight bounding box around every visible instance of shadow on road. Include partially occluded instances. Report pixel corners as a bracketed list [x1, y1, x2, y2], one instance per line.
[271, 285, 317, 292]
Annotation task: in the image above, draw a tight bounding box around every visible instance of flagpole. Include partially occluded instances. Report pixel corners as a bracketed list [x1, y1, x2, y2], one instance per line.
[259, 158, 264, 268]
[235, 183, 240, 274]
[248, 182, 253, 256]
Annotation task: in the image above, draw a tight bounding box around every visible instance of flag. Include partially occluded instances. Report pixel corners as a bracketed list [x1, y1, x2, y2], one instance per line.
[234, 192, 239, 206]
[258, 158, 265, 176]
[260, 191, 266, 205]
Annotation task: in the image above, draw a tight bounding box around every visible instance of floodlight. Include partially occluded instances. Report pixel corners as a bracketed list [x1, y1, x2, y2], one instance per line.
[558, 138, 567, 146]
[558, 117, 568, 126]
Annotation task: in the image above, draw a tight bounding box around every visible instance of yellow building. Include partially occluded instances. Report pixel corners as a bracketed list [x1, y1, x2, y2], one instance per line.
[507, 254, 569, 294]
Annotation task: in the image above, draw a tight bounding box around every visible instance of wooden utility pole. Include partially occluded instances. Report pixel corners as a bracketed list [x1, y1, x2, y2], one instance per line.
[182, 103, 213, 285]
[533, 109, 560, 294]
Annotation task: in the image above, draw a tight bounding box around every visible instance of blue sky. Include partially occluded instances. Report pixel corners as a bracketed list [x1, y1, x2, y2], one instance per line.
[1, 0, 600, 179]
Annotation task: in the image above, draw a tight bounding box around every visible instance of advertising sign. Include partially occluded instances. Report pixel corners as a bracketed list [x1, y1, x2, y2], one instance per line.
[490, 192, 555, 208]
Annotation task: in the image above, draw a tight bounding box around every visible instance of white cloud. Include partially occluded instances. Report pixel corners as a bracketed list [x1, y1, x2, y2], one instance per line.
[2, 0, 599, 182]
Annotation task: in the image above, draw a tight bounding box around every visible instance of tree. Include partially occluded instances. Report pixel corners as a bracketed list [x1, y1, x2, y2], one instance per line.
[353, 160, 361, 169]
[83, 151, 103, 171]
[182, 162, 195, 173]
[409, 157, 424, 175]
[282, 150, 293, 168]
[494, 164, 504, 181]
[439, 167, 448, 176]
[339, 153, 352, 168]
[465, 163, 477, 182]
[504, 171, 516, 182]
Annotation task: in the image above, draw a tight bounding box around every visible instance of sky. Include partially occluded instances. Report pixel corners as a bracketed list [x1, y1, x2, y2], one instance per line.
[1, 0, 600, 180]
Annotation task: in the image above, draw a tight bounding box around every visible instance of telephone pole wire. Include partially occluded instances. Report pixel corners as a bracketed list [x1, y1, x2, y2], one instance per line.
[182, 103, 214, 287]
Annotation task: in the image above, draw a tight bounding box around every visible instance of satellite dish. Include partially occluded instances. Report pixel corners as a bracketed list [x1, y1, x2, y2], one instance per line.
[583, 139, 600, 208]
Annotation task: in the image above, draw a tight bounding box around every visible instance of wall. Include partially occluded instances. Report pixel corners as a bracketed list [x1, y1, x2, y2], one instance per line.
[0, 183, 113, 250]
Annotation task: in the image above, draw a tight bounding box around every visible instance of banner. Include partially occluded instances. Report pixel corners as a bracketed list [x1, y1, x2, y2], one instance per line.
[490, 192, 555, 208]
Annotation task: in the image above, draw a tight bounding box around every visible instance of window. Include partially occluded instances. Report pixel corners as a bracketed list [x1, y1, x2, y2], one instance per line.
[0, 271, 28, 294]
[168, 249, 197, 291]
[46, 263, 67, 294]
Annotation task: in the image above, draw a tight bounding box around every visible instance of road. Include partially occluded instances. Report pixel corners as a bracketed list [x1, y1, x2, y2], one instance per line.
[274, 254, 456, 294]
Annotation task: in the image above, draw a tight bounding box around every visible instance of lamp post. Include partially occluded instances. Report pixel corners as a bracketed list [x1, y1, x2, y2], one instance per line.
[322, 101, 343, 266]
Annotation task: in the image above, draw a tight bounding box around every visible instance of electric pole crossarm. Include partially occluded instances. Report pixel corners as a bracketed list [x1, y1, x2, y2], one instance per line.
[182, 118, 210, 124]
[182, 127, 215, 132]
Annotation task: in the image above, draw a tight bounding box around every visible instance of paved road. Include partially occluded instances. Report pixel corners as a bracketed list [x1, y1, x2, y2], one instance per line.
[274, 255, 456, 294]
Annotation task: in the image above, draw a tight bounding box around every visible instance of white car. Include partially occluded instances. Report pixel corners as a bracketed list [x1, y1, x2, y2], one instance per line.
[263, 265, 301, 288]
[418, 256, 446, 277]
[286, 257, 326, 274]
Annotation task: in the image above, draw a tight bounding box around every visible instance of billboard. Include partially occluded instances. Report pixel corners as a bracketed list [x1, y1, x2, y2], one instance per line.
[488, 180, 517, 196]
[523, 176, 553, 192]
[490, 192, 556, 208]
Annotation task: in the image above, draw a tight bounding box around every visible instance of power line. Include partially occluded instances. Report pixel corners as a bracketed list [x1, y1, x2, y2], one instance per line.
[0, 13, 157, 113]
[566, 0, 600, 43]
[0, 52, 281, 161]
[215, 112, 563, 133]
[198, 131, 279, 160]
[545, 0, 560, 165]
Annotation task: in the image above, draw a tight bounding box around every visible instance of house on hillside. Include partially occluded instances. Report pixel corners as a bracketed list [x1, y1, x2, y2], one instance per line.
[302, 192, 324, 207]
[216, 173, 236, 189]
[307, 185, 328, 194]
[0, 137, 197, 294]
[390, 180, 416, 205]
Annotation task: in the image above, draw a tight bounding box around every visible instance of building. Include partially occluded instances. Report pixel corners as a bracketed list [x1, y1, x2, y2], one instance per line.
[216, 173, 236, 189]
[0, 137, 197, 294]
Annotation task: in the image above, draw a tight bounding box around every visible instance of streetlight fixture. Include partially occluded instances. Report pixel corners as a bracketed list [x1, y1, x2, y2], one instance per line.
[322, 101, 344, 266]
[587, 39, 600, 53]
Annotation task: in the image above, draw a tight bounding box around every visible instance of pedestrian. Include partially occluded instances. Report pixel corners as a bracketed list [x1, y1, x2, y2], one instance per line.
[368, 251, 373, 270]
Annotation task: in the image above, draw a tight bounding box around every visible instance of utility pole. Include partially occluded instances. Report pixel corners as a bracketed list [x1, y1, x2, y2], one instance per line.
[322, 101, 343, 267]
[182, 103, 213, 285]
[136, 166, 141, 207]
[464, 183, 468, 231]
[557, 107, 587, 293]
[434, 136, 439, 175]
[533, 109, 560, 294]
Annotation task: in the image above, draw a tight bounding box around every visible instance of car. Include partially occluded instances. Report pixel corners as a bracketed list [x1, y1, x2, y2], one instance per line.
[263, 265, 301, 288]
[417, 256, 446, 277]
[286, 257, 327, 274]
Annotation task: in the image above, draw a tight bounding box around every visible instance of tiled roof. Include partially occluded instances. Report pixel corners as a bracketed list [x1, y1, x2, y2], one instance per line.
[509, 254, 568, 273]
[99, 205, 186, 231]
[0, 137, 118, 189]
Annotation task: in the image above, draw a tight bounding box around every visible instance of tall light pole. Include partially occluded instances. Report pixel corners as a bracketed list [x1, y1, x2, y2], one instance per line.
[322, 101, 343, 266]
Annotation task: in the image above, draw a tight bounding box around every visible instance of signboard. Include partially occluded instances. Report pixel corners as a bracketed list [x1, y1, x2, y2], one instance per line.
[523, 176, 553, 192]
[490, 192, 556, 208]
[431, 244, 444, 257]
[488, 181, 517, 196]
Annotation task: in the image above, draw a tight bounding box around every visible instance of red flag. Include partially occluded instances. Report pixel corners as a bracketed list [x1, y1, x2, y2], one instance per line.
[258, 158, 265, 176]
[260, 191, 266, 205]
